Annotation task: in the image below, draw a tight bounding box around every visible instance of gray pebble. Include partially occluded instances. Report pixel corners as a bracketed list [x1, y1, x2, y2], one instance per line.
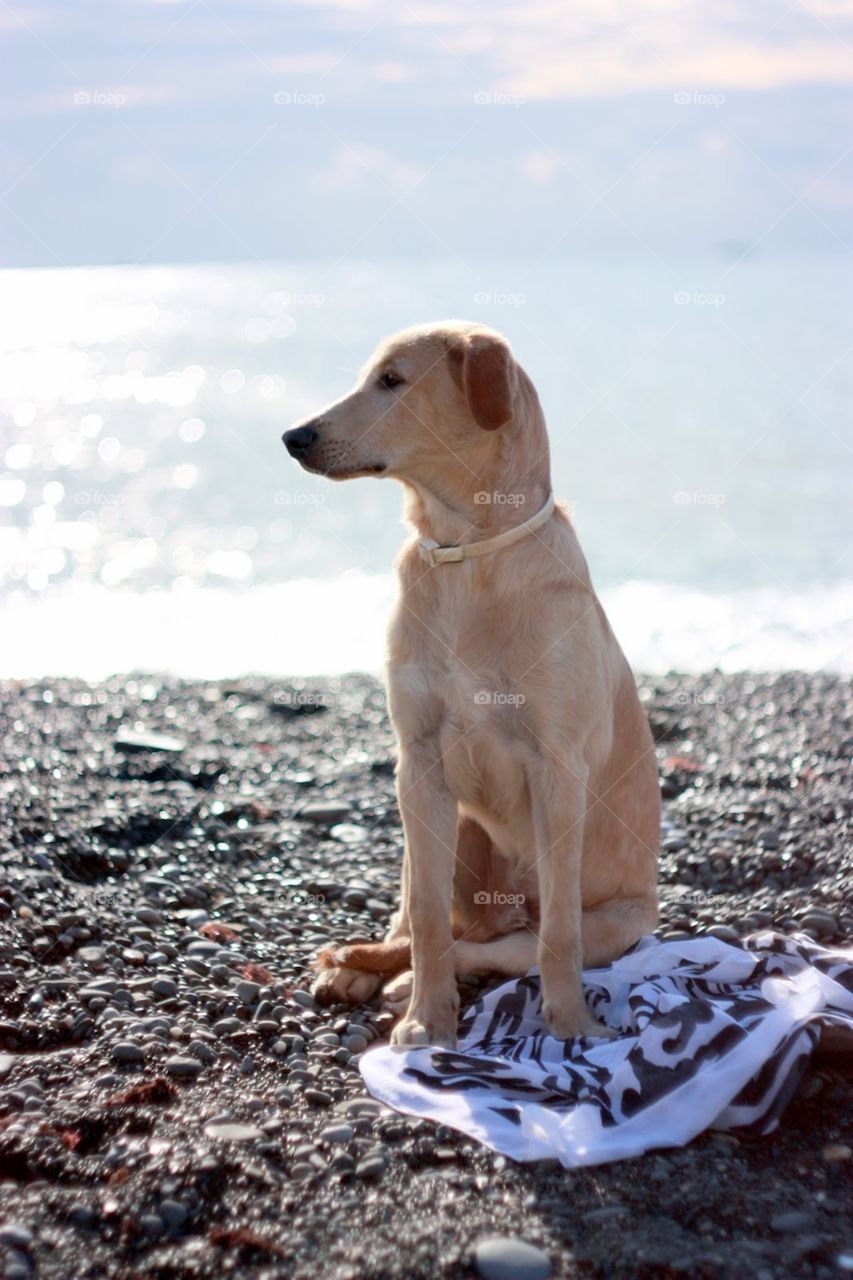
[771, 1211, 814, 1234]
[111, 1041, 144, 1063]
[204, 1121, 263, 1142]
[0, 1223, 33, 1250]
[355, 1155, 387, 1180]
[474, 1237, 552, 1280]
[165, 1055, 203, 1076]
[160, 1200, 189, 1229]
[187, 1040, 216, 1064]
[152, 978, 179, 998]
[320, 1123, 354, 1144]
[299, 801, 351, 824]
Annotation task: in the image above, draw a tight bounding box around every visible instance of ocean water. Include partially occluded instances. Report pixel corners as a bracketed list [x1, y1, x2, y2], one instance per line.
[1, 259, 851, 677]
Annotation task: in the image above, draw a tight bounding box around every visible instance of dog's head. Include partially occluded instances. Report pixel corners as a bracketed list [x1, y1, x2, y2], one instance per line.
[282, 322, 537, 493]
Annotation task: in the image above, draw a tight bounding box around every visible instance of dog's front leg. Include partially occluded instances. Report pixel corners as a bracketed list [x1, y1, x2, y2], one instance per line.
[390, 742, 459, 1048]
[529, 756, 616, 1040]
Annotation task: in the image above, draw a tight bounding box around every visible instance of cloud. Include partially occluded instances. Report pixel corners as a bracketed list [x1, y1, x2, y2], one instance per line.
[521, 150, 564, 185]
[312, 143, 424, 192]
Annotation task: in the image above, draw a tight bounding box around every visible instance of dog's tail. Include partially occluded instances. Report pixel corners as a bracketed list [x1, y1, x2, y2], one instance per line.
[315, 938, 411, 979]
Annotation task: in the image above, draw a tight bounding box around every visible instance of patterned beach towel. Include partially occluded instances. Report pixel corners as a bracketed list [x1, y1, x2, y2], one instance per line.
[360, 932, 853, 1167]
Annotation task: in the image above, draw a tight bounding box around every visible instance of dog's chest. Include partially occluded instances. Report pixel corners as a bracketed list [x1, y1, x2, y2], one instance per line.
[436, 670, 531, 816]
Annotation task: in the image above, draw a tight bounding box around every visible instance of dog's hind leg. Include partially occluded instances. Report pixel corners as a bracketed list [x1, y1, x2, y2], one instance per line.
[579, 895, 658, 968]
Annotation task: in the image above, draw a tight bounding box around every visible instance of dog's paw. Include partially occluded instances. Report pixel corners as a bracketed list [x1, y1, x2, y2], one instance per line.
[543, 1000, 618, 1041]
[381, 969, 413, 1015]
[391, 1018, 457, 1049]
[312, 965, 382, 1007]
[390, 999, 458, 1049]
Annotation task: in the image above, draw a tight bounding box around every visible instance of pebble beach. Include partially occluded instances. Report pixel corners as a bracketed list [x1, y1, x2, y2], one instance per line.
[0, 670, 850, 1279]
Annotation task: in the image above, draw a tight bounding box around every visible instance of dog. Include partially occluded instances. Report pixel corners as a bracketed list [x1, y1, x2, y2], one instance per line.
[282, 321, 659, 1047]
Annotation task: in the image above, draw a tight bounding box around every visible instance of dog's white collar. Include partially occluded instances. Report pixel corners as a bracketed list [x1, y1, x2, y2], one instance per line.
[418, 493, 556, 567]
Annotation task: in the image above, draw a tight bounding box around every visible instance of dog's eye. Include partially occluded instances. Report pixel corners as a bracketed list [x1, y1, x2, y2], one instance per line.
[379, 371, 403, 390]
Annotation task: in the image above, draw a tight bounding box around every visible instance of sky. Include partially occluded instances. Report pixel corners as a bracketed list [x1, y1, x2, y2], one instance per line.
[1, 0, 853, 265]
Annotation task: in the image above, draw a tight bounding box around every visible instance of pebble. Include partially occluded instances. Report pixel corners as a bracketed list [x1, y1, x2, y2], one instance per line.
[152, 978, 179, 998]
[305, 1088, 333, 1107]
[299, 801, 352, 824]
[822, 1144, 851, 1162]
[187, 1040, 216, 1064]
[204, 1120, 264, 1142]
[704, 924, 740, 944]
[160, 1200, 189, 1229]
[771, 1211, 814, 1233]
[320, 1123, 354, 1144]
[111, 1041, 145, 1063]
[582, 1205, 629, 1224]
[0, 1224, 34, 1250]
[165, 1055, 203, 1077]
[235, 980, 261, 1005]
[330, 823, 369, 844]
[115, 728, 186, 753]
[473, 1237, 552, 1280]
[355, 1155, 387, 1180]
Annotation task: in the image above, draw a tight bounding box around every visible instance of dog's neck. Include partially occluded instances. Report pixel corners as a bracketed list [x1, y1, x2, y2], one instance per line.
[402, 475, 552, 549]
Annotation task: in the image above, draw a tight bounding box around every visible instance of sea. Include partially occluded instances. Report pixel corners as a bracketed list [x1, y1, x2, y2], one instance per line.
[1, 257, 851, 678]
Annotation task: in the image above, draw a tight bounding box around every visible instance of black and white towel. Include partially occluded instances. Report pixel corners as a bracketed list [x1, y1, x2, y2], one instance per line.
[360, 932, 853, 1167]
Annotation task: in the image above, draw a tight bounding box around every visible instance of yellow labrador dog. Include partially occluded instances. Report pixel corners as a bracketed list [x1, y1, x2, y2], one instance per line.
[283, 322, 659, 1047]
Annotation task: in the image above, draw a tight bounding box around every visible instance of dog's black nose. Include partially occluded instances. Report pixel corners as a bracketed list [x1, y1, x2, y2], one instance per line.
[282, 424, 318, 457]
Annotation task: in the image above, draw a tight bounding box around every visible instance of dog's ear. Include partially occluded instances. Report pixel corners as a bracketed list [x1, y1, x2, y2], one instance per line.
[461, 333, 516, 431]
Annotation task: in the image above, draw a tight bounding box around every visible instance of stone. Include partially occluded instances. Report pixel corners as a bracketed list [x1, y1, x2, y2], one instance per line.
[0, 1224, 33, 1250]
[152, 978, 179, 998]
[235, 980, 261, 1005]
[320, 1123, 353, 1144]
[771, 1211, 814, 1234]
[299, 801, 352, 825]
[204, 1121, 263, 1142]
[165, 1055, 203, 1076]
[474, 1237, 552, 1280]
[115, 729, 186, 753]
[111, 1041, 144, 1063]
